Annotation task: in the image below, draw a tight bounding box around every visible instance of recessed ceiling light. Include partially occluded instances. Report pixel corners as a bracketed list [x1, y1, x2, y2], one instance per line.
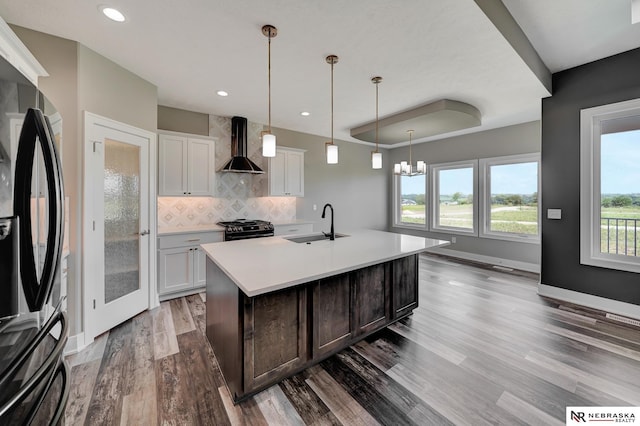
[100, 6, 126, 22]
[217, 90, 229, 97]
[300, 111, 310, 116]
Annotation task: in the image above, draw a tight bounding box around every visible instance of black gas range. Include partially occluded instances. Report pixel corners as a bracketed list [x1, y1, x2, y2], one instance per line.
[217, 219, 274, 241]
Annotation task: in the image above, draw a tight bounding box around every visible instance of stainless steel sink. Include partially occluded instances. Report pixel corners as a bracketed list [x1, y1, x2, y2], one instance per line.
[285, 233, 348, 243]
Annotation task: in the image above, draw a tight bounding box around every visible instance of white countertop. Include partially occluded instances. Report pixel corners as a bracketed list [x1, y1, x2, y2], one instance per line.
[201, 229, 449, 297]
[271, 219, 315, 226]
[158, 224, 224, 236]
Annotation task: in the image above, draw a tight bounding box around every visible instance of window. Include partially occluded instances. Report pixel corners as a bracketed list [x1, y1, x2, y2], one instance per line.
[431, 161, 477, 234]
[395, 174, 427, 227]
[480, 154, 540, 243]
[581, 98, 640, 273]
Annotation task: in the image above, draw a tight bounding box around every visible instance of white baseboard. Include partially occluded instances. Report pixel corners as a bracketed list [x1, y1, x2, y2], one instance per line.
[426, 247, 540, 273]
[64, 332, 88, 356]
[538, 283, 640, 321]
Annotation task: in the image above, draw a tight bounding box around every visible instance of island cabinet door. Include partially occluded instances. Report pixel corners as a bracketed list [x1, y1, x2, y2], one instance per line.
[312, 273, 353, 358]
[392, 254, 419, 319]
[243, 286, 308, 393]
[353, 262, 391, 336]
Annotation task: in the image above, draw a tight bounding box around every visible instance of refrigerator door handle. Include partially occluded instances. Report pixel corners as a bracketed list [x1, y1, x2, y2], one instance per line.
[13, 108, 65, 312]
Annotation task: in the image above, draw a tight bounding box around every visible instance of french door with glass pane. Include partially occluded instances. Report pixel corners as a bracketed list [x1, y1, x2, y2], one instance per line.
[84, 112, 154, 339]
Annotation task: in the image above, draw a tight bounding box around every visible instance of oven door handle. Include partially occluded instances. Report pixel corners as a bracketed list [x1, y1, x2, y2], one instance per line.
[225, 233, 274, 241]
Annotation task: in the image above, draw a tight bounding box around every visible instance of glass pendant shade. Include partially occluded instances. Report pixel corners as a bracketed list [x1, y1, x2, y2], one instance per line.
[372, 151, 382, 169]
[326, 143, 338, 164]
[262, 133, 276, 157]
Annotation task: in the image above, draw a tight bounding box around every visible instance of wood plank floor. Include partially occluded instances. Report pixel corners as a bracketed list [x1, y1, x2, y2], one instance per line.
[65, 254, 640, 425]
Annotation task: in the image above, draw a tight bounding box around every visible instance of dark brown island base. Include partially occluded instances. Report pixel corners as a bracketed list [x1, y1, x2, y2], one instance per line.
[202, 230, 449, 403]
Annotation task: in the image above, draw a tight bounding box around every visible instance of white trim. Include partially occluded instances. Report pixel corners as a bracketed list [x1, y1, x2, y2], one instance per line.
[156, 129, 215, 141]
[426, 246, 540, 273]
[149, 131, 159, 310]
[430, 160, 478, 235]
[159, 286, 205, 302]
[0, 17, 48, 85]
[538, 283, 640, 321]
[64, 332, 86, 356]
[580, 98, 640, 274]
[479, 153, 540, 243]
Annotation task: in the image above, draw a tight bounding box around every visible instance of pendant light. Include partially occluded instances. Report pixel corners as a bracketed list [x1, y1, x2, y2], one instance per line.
[325, 55, 339, 164]
[371, 76, 383, 169]
[261, 25, 277, 157]
[393, 130, 426, 176]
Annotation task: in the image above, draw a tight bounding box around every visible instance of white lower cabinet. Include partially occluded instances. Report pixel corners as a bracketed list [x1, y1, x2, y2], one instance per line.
[158, 231, 222, 300]
[273, 223, 313, 236]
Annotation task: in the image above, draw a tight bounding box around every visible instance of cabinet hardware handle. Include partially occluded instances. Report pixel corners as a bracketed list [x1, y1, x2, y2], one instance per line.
[186, 238, 201, 242]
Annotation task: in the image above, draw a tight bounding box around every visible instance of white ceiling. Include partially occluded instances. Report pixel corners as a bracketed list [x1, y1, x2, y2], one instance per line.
[0, 0, 638, 147]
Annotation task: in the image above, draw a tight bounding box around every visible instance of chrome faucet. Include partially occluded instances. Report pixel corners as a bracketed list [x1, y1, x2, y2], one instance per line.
[321, 203, 335, 240]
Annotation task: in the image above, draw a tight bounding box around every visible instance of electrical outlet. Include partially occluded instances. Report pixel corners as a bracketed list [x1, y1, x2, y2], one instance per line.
[313, 204, 317, 211]
[451, 236, 456, 243]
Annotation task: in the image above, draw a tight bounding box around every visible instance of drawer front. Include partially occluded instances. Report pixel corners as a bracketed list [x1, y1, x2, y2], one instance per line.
[158, 231, 223, 249]
[273, 223, 313, 236]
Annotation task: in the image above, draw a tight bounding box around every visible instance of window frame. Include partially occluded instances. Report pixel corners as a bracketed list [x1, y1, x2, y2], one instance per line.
[430, 160, 478, 236]
[479, 153, 541, 244]
[393, 172, 429, 230]
[580, 98, 640, 273]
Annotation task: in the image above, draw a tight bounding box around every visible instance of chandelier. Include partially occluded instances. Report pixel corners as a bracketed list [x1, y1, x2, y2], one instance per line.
[393, 130, 425, 176]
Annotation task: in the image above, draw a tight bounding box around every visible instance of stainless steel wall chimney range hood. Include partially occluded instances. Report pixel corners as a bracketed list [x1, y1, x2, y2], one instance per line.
[220, 116, 264, 174]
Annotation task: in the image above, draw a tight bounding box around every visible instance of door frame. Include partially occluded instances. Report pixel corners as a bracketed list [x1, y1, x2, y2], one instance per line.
[82, 111, 158, 344]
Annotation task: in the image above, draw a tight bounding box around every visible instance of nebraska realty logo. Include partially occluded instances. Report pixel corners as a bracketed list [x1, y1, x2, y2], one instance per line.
[567, 407, 639, 424]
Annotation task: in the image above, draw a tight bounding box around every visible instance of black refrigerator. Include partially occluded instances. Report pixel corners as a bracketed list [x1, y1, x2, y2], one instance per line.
[0, 53, 69, 424]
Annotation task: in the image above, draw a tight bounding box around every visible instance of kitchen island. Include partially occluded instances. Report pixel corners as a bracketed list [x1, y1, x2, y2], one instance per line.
[201, 229, 449, 403]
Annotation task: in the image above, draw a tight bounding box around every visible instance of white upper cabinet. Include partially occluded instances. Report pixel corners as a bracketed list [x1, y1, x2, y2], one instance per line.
[158, 132, 215, 196]
[269, 147, 305, 197]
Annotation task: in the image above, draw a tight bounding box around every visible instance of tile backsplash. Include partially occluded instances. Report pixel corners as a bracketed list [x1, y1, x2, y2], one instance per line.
[157, 114, 297, 228]
[158, 196, 296, 228]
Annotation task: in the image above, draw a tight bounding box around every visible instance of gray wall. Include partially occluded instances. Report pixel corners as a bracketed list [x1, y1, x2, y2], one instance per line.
[12, 25, 158, 336]
[388, 121, 541, 266]
[158, 105, 209, 136]
[78, 45, 157, 133]
[272, 127, 389, 232]
[541, 47, 640, 306]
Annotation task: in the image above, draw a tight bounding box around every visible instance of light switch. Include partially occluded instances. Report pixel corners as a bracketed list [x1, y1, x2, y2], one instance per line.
[547, 209, 562, 220]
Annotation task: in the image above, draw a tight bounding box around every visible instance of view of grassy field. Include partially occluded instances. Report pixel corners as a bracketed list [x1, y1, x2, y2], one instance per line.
[400, 204, 538, 234]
